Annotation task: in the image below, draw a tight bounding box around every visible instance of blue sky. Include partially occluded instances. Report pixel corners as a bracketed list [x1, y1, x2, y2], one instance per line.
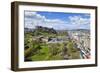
[24, 11, 90, 30]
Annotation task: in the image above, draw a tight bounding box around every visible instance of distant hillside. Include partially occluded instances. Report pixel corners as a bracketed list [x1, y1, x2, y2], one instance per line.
[24, 28, 34, 32]
[70, 29, 90, 33]
[74, 29, 89, 31]
[33, 26, 57, 36]
[25, 26, 69, 36]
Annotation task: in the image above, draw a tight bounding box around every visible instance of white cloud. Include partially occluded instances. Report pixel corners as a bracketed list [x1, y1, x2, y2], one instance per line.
[25, 11, 36, 16]
[68, 16, 90, 25]
[25, 11, 90, 30]
[25, 11, 67, 30]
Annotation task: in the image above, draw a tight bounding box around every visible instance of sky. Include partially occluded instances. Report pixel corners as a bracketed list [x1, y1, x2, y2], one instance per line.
[24, 11, 90, 30]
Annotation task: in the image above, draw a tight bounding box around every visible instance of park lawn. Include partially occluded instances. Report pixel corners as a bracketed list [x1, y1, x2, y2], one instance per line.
[31, 45, 50, 61]
[24, 32, 81, 61]
[30, 43, 64, 61]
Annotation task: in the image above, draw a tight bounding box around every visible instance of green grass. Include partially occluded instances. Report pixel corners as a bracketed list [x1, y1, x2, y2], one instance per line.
[24, 32, 81, 61]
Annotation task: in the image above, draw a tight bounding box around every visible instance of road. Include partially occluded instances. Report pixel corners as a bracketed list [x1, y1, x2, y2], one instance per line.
[68, 31, 90, 59]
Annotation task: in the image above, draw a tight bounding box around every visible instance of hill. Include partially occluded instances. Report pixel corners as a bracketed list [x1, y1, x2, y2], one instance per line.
[33, 26, 57, 36]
